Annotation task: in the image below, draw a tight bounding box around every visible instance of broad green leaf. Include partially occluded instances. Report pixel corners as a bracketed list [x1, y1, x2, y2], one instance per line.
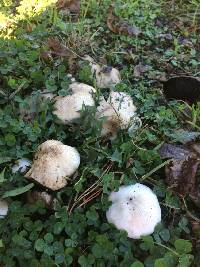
[174, 239, 192, 255]
[159, 229, 170, 242]
[154, 258, 167, 267]
[131, 260, 144, 267]
[110, 149, 122, 164]
[35, 239, 45, 252]
[0, 239, 3, 247]
[2, 183, 34, 198]
[177, 254, 194, 267]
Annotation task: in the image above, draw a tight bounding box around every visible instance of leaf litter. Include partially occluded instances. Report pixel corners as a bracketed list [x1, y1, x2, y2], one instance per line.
[107, 5, 141, 37]
[159, 142, 200, 207]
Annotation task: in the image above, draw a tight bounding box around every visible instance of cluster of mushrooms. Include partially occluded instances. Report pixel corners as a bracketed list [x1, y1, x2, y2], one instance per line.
[0, 57, 161, 239]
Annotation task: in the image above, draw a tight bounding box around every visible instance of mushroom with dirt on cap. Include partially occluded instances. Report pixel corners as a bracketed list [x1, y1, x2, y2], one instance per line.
[53, 82, 96, 124]
[96, 91, 141, 138]
[25, 140, 80, 191]
[106, 183, 161, 239]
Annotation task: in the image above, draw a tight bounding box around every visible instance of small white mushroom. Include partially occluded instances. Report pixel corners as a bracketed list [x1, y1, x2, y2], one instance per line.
[0, 199, 8, 218]
[84, 55, 121, 88]
[97, 92, 140, 137]
[12, 158, 31, 174]
[25, 140, 80, 190]
[106, 183, 161, 239]
[53, 92, 95, 124]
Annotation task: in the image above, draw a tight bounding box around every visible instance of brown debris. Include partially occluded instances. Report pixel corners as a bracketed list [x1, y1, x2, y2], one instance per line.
[159, 143, 200, 207]
[56, 0, 80, 21]
[45, 37, 78, 72]
[107, 5, 141, 37]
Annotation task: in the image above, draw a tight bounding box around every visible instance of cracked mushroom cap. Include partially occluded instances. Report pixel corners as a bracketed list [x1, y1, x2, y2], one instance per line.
[97, 92, 138, 136]
[25, 140, 80, 190]
[106, 183, 161, 239]
[69, 82, 96, 94]
[53, 92, 95, 124]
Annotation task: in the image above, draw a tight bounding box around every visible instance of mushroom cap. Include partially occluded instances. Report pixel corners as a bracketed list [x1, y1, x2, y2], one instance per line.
[108, 92, 137, 128]
[69, 82, 96, 94]
[97, 67, 121, 88]
[97, 92, 138, 136]
[53, 92, 95, 124]
[106, 183, 161, 239]
[12, 158, 31, 174]
[0, 199, 8, 218]
[92, 64, 121, 88]
[25, 140, 80, 190]
[84, 55, 121, 88]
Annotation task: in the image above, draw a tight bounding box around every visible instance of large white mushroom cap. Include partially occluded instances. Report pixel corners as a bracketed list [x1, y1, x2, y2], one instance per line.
[97, 92, 139, 137]
[106, 183, 161, 239]
[53, 92, 95, 124]
[0, 199, 8, 218]
[25, 140, 80, 190]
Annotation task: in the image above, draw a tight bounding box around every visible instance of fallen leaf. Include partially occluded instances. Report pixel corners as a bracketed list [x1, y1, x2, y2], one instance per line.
[159, 143, 193, 160]
[159, 143, 200, 206]
[56, 0, 80, 21]
[46, 37, 77, 72]
[47, 37, 71, 57]
[134, 63, 149, 77]
[107, 5, 141, 37]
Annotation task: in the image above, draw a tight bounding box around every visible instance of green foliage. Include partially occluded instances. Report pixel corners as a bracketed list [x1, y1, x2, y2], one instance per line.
[0, 0, 199, 266]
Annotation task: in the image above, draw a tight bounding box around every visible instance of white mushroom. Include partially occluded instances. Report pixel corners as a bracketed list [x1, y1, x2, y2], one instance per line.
[25, 140, 80, 190]
[0, 199, 8, 218]
[53, 92, 95, 124]
[69, 82, 96, 94]
[106, 183, 161, 239]
[12, 158, 31, 174]
[97, 92, 140, 137]
[84, 55, 121, 88]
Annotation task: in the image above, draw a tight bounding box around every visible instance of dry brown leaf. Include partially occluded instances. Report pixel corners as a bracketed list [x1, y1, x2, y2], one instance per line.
[56, 0, 80, 20]
[46, 37, 78, 73]
[134, 63, 149, 77]
[159, 143, 200, 207]
[107, 5, 141, 37]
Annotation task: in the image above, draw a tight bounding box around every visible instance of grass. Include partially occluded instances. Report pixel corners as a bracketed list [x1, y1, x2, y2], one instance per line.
[0, 0, 200, 266]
